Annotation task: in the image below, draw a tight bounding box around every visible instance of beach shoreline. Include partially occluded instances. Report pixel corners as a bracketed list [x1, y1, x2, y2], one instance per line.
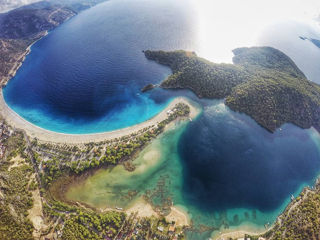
[0, 91, 200, 144]
[211, 223, 268, 240]
[111, 198, 190, 227]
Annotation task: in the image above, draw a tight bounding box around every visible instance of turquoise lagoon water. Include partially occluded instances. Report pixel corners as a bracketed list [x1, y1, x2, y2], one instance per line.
[67, 100, 320, 239]
[3, 0, 320, 238]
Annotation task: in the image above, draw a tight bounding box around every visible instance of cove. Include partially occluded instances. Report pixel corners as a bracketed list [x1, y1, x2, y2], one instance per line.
[3, 0, 320, 238]
[2, 0, 198, 134]
[3, 0, 320, 133]
[66, 100, 320, 239]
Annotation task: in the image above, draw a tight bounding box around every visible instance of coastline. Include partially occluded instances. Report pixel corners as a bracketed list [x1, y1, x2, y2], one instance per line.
[211, 220, 269, 240]
[2, 45, 31, 87]
[2, 32, 48, 87]
[0, 90, 200, 144]
[49, 116, 193, 229]
[125, 198, 190, 227]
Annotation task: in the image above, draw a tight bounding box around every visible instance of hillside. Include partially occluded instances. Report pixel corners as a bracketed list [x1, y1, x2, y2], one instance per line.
[258, 182, 320, 240]
[0, 0, 106, 86]
[144, 47, 320, 133]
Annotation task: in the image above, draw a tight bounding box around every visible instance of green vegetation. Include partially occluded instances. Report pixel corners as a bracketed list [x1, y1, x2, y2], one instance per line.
[0, 131, 34, 240]
[0, 0, 108, 87]
[144, 50, 250, 98]
[253, 183, 320, 240]
[0, 2, 192, 239]
[0, 101, 190, 239]
[61, 210, 125, 240]
[145, 47, 320, 133]
[141, 83, 156, 92]
[35, 103, 190, 187]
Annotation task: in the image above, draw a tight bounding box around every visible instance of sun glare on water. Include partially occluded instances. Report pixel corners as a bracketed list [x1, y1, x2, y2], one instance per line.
[191, 0, 320, 63]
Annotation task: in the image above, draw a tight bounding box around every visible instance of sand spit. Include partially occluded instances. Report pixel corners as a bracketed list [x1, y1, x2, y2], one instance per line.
[0, 92, 200, 144]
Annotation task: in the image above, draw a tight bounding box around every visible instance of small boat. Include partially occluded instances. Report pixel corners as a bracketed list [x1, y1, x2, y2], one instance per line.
[115, 207, 123, 211]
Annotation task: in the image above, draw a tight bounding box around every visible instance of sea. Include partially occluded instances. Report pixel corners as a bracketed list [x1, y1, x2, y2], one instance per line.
[3, 0, 320, 238]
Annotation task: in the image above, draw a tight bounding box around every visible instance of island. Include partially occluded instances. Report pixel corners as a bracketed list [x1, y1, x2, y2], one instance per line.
[1, 1, 320, 240]
[141, 83, 156, 93]
[144, 47, 320, 133]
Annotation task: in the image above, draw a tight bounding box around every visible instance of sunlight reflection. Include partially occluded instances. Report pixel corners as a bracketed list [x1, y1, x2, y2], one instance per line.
[192, 0, 320, 63]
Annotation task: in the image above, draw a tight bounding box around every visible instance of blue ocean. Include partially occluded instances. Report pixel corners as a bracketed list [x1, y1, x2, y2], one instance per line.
[3, 0, 320, 238]
[3, 0, 197, 133]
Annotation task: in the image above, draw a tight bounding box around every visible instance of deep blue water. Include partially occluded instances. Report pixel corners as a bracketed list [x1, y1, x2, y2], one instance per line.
[179, 100, 320, 213]
[3, 0, 197, 133]
[3, 0, 320, 234]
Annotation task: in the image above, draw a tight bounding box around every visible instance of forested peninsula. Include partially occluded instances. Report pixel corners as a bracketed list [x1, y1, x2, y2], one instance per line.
[144, 47, 320, 133]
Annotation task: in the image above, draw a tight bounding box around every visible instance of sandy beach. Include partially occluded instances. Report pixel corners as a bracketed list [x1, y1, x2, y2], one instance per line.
[100, 198, 190, 227]
[0, 91, 200, 144]
[125, 198, 190, 227]
[212, 225, 267, 240]
[125, 199, 158, 219]
[166, 206, 190, 227]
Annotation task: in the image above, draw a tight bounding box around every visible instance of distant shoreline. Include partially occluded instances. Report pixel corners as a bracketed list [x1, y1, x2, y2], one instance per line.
[0, 91, 200, 144]
[2, 31, 49, 88]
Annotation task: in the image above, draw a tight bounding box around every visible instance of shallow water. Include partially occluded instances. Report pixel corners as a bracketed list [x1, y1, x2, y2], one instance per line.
[67, 101, 320, 239]
[3, 0, 197, 133]
[3, 0, 320, 238]
[4, 0, 320, 134]
[66, 120, 187, 209]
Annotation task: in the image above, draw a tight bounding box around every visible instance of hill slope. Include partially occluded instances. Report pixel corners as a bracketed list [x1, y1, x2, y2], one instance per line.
[144, 47, 320, 133]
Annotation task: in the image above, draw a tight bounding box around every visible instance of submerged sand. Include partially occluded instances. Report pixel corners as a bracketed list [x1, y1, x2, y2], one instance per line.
[0, 91, 200, 144]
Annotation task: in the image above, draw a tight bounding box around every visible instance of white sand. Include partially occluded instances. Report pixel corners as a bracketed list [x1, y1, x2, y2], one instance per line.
[165, 206, 190, 227]
[125, 199, 190, 227]
[212, 226, 267, 240]
[126, 199, 158, 218]
[0, 91, 200, 144]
